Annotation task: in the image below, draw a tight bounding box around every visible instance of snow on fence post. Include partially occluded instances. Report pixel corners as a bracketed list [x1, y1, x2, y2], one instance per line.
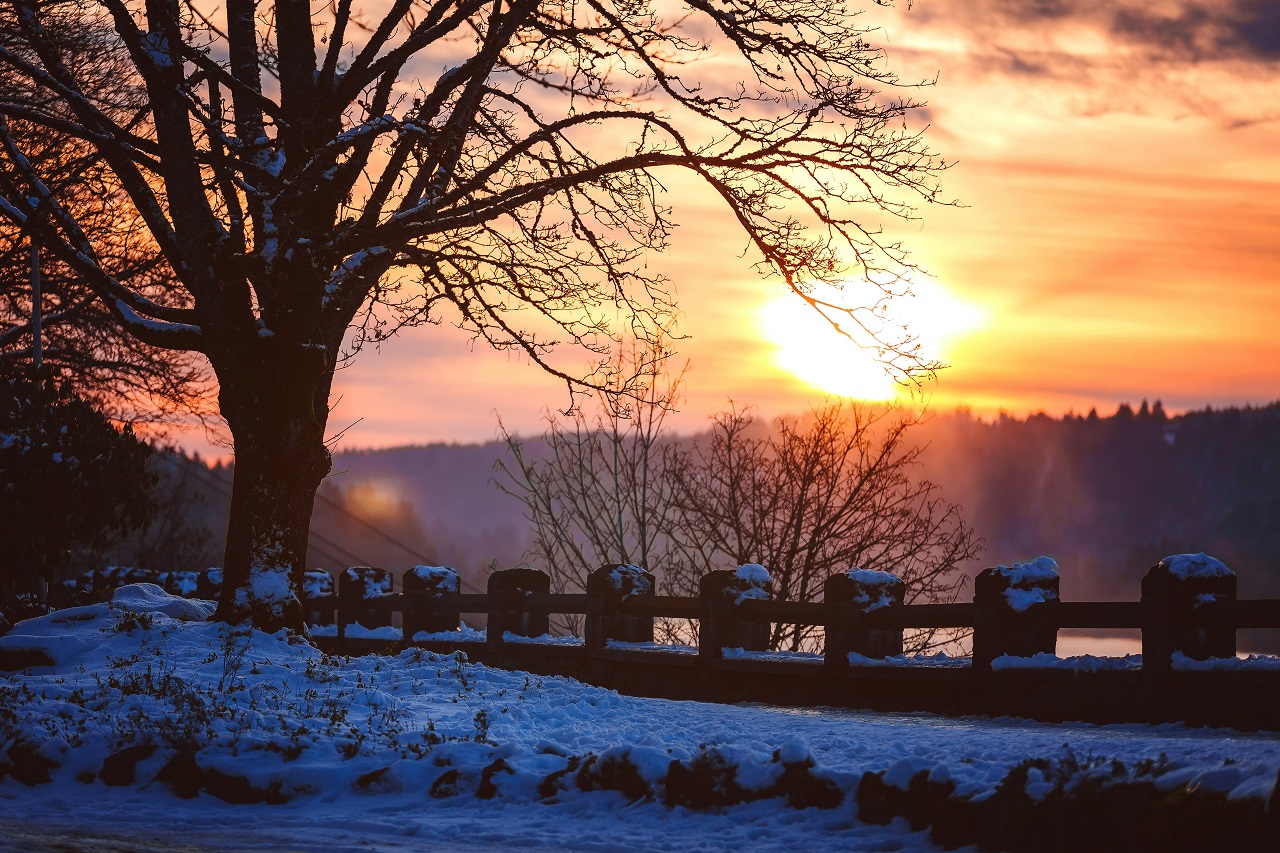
[338, 567, 394, 639]
[302, 569, 336, 626]
[196, 568, 223, 602]
[163, 570, 198, 599]
[825, 569, 906, 668]
[698, 564, 772, 661]
[972, 557, 1061, 670]
[585, 564, 656, 652]
[487, 568, 550, 645]
[1141, 553, 1236, 676]
[402, 566, 461, 640]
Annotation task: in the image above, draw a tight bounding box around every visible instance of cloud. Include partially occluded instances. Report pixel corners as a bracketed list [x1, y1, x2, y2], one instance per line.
[1109, 1, 1280, 63]
[914, 0, 1280, 64]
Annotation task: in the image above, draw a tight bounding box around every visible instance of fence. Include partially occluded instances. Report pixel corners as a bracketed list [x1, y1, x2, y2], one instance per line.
[63, 558, 1280, 730]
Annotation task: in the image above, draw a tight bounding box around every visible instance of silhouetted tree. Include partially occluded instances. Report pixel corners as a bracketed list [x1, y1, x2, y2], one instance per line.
[0, 367, 154, 601]
[503, 370, 979, 651]
[0, 0, 948, 629]
[0, 5, 208, 424]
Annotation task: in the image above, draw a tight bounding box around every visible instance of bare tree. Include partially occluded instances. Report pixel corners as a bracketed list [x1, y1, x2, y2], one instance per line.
[664, 403, 979, 651]
[498, 339, 684, 632]
[502, 351, 979, 651]
[0, 8, 208, 423]
[0, 0, 948, 629]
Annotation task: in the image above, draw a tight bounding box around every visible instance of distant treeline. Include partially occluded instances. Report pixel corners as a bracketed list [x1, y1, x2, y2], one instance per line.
[916, 401, 1280, 601]
[100, 400, 1280, 615]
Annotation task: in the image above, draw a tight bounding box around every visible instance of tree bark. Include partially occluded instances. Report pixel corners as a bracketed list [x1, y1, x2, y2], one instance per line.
[212, 338, 334, 632]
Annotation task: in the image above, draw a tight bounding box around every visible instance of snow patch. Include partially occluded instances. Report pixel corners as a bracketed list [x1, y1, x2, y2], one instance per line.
[412, 626, 486, 643]
[1159, 552, 1233, 581]
[310, 623, 403, 640]
[606, 565, 652, 597]
[847, 569, 900, 586]
[1004, 586, 1057, 613]
[112, 584, 215, 622]
[994, 556, 1059, 584]
[991, 653, 1142, 672]
[1171, 652, 1280, 671]
[407, 565, 461, 593]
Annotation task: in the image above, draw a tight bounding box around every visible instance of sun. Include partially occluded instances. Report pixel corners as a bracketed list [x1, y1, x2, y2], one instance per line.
[759, 279, 986, 401]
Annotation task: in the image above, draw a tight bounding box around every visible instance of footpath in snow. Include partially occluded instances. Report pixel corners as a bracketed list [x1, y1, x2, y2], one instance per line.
[2, 585, 1279, 851]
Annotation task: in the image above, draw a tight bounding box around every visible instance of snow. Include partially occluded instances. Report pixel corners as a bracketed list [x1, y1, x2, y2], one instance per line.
[606, 565, 653, 597]
[414, 626, 487, 643]
[342, 567, 393, 600]
[1171, 652, 1280, 671]
[730, 564, 771, 604]
[723, 648, 824, 663]
[605, 640, 698, 655]
[165, 570, 199, 597]
[1160, 552, 1233, 580]
[111, 584, 216, 622]
[994, 555, 1060, 584]
[735, 563, 771, 586]
[847, 569, 901, 586]
[503, 632, 583, 646]
[309, 622, 403, 640]
[993, 556, 1059, 612]
[301, 570, 333, 599]
[1004, 585, 1057, 613]
[407, 565, 461, 593]
[6, 585, 1280, 851]
[847, 651, 971, 668]
[113, 300, 201, 337]
[883, 757, 952, 791]
[991, 653, 1143, 672]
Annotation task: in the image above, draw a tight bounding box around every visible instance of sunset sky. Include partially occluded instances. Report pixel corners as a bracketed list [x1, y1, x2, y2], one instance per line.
[196, 0, 1280, 453]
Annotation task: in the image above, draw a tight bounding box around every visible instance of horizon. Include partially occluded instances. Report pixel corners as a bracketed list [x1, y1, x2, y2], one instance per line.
[173, 395, 1280, 461]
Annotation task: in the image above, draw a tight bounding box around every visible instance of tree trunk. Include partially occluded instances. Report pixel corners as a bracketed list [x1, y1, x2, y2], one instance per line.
[213, 344, 334, 633]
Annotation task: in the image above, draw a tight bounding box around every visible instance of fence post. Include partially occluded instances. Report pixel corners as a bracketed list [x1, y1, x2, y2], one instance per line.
[585, 564, 656, 652]
[825, 570, 906, 669]
[302, 569, 335, 627]
[1141, 553, 1236, 677]
[487, 568, 550, 646]
[972, 557, 1060, 670]
[338, 566, 394, 633]
[196, 568, 223, 602]
[698, 565, 772, 662]
[163, 570, 198, 599]
[403, 566, 461, 641]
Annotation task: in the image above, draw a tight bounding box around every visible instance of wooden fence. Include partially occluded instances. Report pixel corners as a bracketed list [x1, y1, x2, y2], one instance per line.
[301, 561, 1280, 731]
[54, 561, 1280, 730]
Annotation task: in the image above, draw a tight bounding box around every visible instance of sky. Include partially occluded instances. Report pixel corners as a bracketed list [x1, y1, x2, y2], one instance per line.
[182, 0, 1280, 454]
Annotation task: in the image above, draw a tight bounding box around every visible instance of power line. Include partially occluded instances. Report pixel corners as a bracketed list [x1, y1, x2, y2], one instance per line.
[166, 457, 373, 570]
[163, 454, 484, 593]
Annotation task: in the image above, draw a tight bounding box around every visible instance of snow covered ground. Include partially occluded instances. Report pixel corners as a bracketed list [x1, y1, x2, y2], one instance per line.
[3, 585, 1279, 851]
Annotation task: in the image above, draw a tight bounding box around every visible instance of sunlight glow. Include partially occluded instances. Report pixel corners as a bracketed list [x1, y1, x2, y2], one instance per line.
[343, 481, 405, 519]
[760, 278, 987, 401]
